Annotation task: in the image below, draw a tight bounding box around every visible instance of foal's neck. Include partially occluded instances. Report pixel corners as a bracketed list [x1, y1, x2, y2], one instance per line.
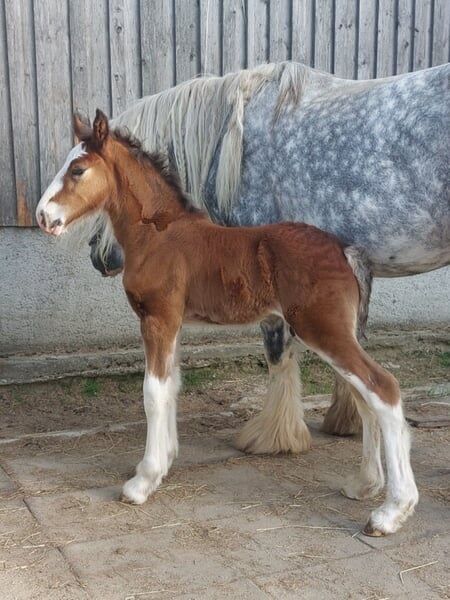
[107, 145, 188, 247]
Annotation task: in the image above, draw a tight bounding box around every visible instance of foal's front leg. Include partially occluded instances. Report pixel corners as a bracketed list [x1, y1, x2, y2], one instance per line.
[122, 315, 181, 505]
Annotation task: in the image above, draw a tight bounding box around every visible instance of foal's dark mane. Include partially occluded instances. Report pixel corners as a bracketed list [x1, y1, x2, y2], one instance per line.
[112, 127, 201, 214]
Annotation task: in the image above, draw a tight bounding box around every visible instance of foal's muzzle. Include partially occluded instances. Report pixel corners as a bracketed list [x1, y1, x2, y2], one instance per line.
[37, 209, 64, 236]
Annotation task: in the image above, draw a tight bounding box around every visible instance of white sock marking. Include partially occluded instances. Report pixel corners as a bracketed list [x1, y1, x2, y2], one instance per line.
[122, 363, 180, 504]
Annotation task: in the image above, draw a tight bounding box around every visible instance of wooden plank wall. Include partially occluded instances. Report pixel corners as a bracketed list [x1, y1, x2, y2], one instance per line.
[1, 0, 449, 226]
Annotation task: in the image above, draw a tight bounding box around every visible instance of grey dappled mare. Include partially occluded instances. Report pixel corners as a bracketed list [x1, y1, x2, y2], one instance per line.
[90, 62, 450, 445]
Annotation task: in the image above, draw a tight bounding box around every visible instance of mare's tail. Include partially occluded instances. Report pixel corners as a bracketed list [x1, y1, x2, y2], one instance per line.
[344, 246, 373, 340]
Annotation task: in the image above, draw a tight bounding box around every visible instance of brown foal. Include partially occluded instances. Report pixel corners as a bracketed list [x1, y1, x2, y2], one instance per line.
[36, 110, 418, 536]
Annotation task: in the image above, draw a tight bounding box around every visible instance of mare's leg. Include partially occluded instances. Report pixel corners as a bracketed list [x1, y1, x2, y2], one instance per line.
[322, 375, 362, 435]
[235, 315, 311, 454]
[290, 312, 417, 535]
[122, 315, 180, 505]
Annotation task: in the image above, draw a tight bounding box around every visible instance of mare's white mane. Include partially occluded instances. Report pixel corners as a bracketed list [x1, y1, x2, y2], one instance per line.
[111, 62, 313, 213]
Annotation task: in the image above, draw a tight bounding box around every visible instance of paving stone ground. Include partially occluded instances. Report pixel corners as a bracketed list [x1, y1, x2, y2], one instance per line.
[0, 387, 448, 599]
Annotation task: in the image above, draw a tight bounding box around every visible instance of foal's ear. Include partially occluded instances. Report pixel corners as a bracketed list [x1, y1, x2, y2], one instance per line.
[73, 112, 92, 143]
[93, 108, 110, 147]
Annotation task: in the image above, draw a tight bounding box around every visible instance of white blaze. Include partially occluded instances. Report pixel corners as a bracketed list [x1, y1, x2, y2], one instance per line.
[35, 143, 86, 229]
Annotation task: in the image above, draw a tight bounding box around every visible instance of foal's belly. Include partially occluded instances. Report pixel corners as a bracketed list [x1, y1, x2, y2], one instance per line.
[184, 304, 280, 326]
[184, 289, 281, 325]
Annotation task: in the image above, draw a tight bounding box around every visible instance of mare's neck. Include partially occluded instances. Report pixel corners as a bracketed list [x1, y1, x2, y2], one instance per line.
[106, 148, 187, 250]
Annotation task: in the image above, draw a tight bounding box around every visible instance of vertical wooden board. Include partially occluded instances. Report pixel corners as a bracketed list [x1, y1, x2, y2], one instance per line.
[314, 0, 333, 73]
[396, 0, 414, 74]
[413, 0, 432, 70]
[247, 0, 269, 68]
[334, 0, 357, 78]
[175, 0, 200, 83]
[432, 0, 450, 66]
[376, 0, 396, 77]
[5, 0, 40, 225]
[292, 0, 314, 66]
[222, 0, 246, 73]
[70, 0, 110, 118]
[0, 0, 16, 225]
[200, 0, 221, 74]
[269, 0, 291, 62]
[140, 0, 174, 95]
[358, 0, 377, 78]
[34, 0, 72, 191]
[109, 0, 141, 116]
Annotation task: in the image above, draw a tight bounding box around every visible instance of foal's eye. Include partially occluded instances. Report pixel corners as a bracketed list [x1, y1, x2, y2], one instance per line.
[71, 166, 85, 177]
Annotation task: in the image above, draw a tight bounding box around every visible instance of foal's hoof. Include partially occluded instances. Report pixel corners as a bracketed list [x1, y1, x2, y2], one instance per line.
[121, 477, 150, 505]
[362, 520, 385, 537]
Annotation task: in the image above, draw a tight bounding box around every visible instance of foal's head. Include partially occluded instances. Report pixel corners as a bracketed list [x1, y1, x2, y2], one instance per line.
[36, 110, 117, 236]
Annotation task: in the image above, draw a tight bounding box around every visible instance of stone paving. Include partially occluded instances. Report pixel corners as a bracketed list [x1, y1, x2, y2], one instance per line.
[0, 400, 448, 599]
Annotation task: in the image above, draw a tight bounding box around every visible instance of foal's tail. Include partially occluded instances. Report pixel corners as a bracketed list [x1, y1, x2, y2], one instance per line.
[344, 246, 373, 340]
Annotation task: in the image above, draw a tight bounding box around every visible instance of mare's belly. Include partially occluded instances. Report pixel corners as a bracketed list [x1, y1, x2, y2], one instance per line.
[369, 241, 450, 277]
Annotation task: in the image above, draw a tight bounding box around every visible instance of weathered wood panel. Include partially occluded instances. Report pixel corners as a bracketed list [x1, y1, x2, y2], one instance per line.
[0, 0, 16, 226]
[396, 0, 414, 74]
[334, 0, 357, 78]
[222, 0, 246, 73]
[291, 0, 314, 66]
[109, 0, 141, 116]
[413, 0, 433, 71]
[175, 0, 200, 84]
[358, 0, 377, 79]
[200, 0, 221, 74]
[140, 0, 174, 95]
[432, 0, 450, 66]
[376, 0, 396, 77]
[247, 0, 269, 68]
[269, 0, 291, 62]
[69, 0, 111, 119]
[314, 0, 333, 72]
[1, 0, 446, 225]
[34, 0, 72, 192]
[5, 0, 39, 226]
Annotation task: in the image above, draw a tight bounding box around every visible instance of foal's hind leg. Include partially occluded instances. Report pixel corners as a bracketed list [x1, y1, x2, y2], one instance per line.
[235, 315, 311, 454]
[338, 360, 418, 535]
[291, 315, 418, 534]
